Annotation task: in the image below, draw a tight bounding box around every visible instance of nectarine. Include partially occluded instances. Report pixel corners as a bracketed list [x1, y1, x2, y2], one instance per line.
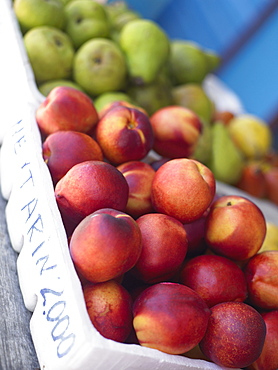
[205, 195, 267, 261]
[133, 282, 211, 355]
[151, 158, 216, 223]
[55, 160, 129, 223]
[95, 105, 154, 165]
[117, 161, 156, 218]
[150, 105, 202, 159]
[133, 213, 188, 283]
[36, 86, 99, 137]
[180, 254, 248, 307]
[244, 250, 278, 310]
[247, 310, 278, 370]
[70, 208, 142, 283]
[83, 280, 133, 343]
[43, 130, 103, 185]
[199, 301, 266, 368]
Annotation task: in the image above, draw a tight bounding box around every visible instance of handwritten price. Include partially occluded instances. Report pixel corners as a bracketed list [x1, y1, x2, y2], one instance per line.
[11, 119, 76, 360]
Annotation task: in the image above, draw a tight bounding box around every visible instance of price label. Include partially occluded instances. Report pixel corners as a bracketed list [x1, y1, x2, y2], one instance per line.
[2, 117, 86, 366]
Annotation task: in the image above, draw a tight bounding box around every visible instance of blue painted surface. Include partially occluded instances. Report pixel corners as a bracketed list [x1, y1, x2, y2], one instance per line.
[216, 7, 278, 122]
[116, 0, 278, 124]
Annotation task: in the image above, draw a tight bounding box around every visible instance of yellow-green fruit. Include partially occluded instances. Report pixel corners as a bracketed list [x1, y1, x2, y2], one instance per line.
[93, 91, 135, 113]
[73, 38, 127, 96]
[24, 26, 75, 83]
[203, 49, 221, 73]
[105, 1, 129, 22]
[172, 83, 215, 123]
[14, 0, 65, 33]
[119, 19, 170, 85]
[192, 119, 212, 165]
[258, 222, 278, 253]
[38, 79, 85, 96]
[208, 121, 244, 185]
[169, 40, 208, 85]
[128, 78, 173, 116]
[228, 114, 272, 160]
[111, 10, 141, 32]
[64, 0, 110, 49]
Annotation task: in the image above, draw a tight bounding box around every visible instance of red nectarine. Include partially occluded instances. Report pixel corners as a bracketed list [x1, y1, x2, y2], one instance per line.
[199, 301, 266, 368]
[244, 250, 278, 310]
[95, 105, 154, 165]
[205, 195, 267, 261]
[36, 86, 99, 137]
[43, 130, 103, 185]
[133, 213, 188, 283]
[133, 282, 211, 355]
[150, 105, 202, 159]
[70, 208, 142, 283]
[117, 161, 156, 218]
[83, 280, 133, 343]
[151, 158, 216, 223]
[55, 160, 129, 224]
[180, 254, 248, 307]
[247, 310, 278, 370]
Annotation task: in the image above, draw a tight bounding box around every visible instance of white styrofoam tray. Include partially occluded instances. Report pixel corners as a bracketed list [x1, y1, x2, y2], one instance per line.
[1, 1, 278, 369]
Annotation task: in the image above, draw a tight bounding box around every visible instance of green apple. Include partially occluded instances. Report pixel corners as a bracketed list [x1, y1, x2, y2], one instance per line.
[64, 0, 110, 49]
[38, 79, 85, 96]
[24, 26, 75, 83]
[14, 0, 65, 33]
[73, 38, 127, 96]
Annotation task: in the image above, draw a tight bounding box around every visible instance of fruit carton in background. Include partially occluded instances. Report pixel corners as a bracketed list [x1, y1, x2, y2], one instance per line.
[1, 0, 278, 369]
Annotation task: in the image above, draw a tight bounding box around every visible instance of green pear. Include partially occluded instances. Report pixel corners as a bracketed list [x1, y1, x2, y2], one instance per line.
[73, 38, 127, 96]
[60, 0, 72, 5]
[169, 40, 209, 85]
[128, 76, 173, 116]
[93, 91, 135, 113]
[112, 10, 140, 31]
[24, 26, 75, 83]
[38, 79, 85, 96]
[119, 19, 170, 85]
[109, 10, 141, 43]
[172, 83, 215, 123]
[192, 119, 212, 165]
[105, 1, 129, 22]
[203, 49, 221, 73]
[14, 0, 65, 33]
[207, 121, 244, 185]
[64, 0, 110, 49]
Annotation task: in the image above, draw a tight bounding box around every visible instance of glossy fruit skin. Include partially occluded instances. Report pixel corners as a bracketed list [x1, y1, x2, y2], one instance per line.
[199, 302, 266, 368]
[180, 254, 248, 307]
[95, 105, 154, 165]
[205, 195, 267, 261]
[133, 282, 211, 355]
[42, 130, 103, 185]
[69, 208, 142, 283]
[133, 213, 188, 284]
[247, 310, 278, 370]
[150, 105, 203, 159]
[151, 158, 216, 224]
[244, 251, 278, 310]
[36, 86, 99, 137]
[55, 160, 129, 224]
[117, 161, 156, 218]
[83, 280, 133, 343]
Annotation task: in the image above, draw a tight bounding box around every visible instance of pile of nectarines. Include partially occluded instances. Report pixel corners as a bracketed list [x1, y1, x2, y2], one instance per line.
[36, 86, 278, 370]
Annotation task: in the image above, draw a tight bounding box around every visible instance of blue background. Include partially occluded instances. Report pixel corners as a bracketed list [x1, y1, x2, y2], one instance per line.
[111, 0, 278, 129]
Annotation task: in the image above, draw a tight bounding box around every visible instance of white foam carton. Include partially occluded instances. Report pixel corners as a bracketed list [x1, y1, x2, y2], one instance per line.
[1, 1, 277, 369]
